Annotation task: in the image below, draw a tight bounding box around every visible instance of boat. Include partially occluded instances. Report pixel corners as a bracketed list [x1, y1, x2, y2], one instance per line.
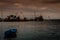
[4, 28, 17, 39]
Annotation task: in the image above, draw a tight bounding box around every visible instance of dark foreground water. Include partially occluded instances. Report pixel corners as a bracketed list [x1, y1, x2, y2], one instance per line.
[0, 21, 60, 40]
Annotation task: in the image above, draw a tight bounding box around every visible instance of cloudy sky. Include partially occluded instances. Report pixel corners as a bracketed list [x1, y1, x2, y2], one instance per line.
[0, 0, 60, 19]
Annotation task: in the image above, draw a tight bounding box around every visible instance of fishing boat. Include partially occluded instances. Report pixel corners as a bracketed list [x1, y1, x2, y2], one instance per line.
[4, 28, 17, 39]
[33, 10, 44, 21]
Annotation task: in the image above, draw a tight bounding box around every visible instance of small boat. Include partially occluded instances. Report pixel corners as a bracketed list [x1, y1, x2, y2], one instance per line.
[4, 28, 17, 39]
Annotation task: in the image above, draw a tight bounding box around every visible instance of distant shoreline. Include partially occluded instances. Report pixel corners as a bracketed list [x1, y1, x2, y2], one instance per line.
[0, 19, 60, 22]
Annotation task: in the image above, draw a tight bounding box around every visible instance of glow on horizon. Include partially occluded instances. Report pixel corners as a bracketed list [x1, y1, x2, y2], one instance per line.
[0, 9, 60, 19]
[0, 3, 60, 19]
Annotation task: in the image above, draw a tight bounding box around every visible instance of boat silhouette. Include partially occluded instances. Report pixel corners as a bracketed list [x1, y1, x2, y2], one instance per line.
[3, 15, 20, 22]
[0, 10, 44, 22]
[4, 28, 17, 39]
[34, 15, 44, 21]
[0, 14, 44, 22]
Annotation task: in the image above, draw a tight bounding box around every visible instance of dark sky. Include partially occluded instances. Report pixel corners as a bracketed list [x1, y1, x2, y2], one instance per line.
[0, 0, 60, 10]
[0, 0, 60, 19]
[0, 0, 60, 3]
[0, 0, 60, 8]
[0, 0, 60, 5]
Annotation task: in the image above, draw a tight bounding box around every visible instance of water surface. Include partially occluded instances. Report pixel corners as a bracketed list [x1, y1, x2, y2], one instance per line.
[0, 21, 60, 40]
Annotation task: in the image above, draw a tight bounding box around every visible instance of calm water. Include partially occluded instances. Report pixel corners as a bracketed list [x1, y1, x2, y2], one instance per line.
[0, 21, 60, 40]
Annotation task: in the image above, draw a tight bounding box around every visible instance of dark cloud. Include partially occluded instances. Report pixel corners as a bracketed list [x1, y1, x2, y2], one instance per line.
[0, 0, 16, 3]
[0, 0, 60, 3]
[42, 0, 60, 3]
[0, 0, 60, 10]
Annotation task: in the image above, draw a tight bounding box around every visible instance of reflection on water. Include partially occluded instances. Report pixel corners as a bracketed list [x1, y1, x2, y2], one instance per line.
[0, 21, 60, 40]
